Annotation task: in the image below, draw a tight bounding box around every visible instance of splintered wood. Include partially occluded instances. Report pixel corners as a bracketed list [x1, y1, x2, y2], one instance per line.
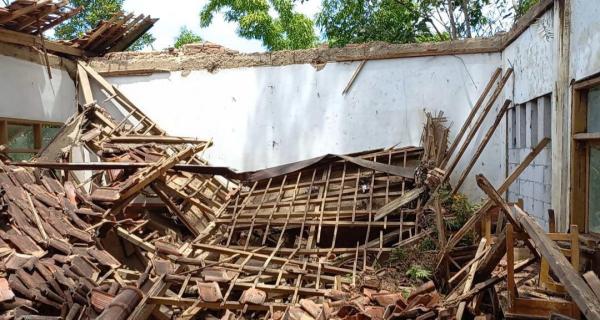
[63, 12, 158, 55]
[0, 0, 83, 35]
[0, 1, 156, 57]
[1, 63, 598, 320]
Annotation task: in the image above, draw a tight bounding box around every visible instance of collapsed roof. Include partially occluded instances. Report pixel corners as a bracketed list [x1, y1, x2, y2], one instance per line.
[0, 0, 157, 57]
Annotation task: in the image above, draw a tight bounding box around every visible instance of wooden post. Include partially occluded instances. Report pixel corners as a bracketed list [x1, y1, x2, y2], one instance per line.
[506, 223, 516, 310]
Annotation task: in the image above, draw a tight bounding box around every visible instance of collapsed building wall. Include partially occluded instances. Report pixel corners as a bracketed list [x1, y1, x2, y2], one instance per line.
[0, 0, 599, 231]
[83, 0, 600, 230]
[89, 47, 505, 202]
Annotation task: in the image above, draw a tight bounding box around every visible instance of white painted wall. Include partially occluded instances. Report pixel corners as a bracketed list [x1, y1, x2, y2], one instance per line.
[102, 53, 506, 199]
[0, 55, 76, 122]
[502, 10, 555, 104]
[501, 9, 556, 228]
[570, 0, 600, 81]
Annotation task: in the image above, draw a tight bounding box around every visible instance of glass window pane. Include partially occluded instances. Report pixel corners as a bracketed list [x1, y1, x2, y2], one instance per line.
[8, 153, 35, 162]
[7, 124, 34, 150]
[42, 125, 61, 147]
[589, 146, 600, 233]
[588, 87, 600, 132]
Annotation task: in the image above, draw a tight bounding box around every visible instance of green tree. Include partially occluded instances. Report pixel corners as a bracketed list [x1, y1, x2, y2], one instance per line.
[515, 0, 539, 17]
[316, 0, 438, 47]
[54, 0, 155, 51]
[174, 26, 203, 49]
[200, 0, 316, 51]
[317, 0, 539, 44]
[417, 0, 520, 40]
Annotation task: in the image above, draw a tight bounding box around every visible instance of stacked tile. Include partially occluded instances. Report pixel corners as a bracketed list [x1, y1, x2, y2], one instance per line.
[0, 164, 138, 319]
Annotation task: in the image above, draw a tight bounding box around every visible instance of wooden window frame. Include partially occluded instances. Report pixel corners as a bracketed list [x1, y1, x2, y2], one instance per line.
[570, 76, 600, 233]
[0, 117, 62, 157]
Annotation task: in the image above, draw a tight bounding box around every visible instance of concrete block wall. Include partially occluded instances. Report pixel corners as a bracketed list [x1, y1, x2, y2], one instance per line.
[507, 94, 552, 229]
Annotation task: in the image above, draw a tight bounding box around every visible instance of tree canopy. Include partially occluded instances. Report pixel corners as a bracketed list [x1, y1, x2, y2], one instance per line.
[174, 26, 203, 49]
[200, 0, 317, 51]
[316, 0, 438, 48]
[54, 0, 155, 51]
[199, 0, 541, 51]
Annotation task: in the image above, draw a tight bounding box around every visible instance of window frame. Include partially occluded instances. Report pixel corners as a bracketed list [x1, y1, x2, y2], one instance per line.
[571, 75, 600, 233]
[0, 117, 63, 158]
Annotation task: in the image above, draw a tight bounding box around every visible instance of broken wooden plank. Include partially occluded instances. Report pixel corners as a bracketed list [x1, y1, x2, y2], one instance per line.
[441, 137, 549, 258]
[456, 238, 486, 319]
[514, 206, 600, 319]
[107, 135, 210, 145]
[77, 63, 95, 106]
[442, 69, 513, 184]
[584, 271, 600, 300]
[441, 68, 501, 167]
[342, 60, 367, 94]
[452, 99, 511, 194]
[373, 186, 425, 221]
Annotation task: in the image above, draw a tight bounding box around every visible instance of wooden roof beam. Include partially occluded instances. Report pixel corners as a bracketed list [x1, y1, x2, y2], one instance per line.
[108, 16, 158, 53]
[0, 27, 88, 57]
[36, 5, 82, 34]
[14, 0, 69, 32]
[0, 0, 53, 24]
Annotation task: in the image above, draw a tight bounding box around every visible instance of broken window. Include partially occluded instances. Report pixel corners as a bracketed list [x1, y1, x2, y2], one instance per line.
[0, 119, 62, 161]
[572, 81, 600, 233]
[587, 88, 600, 233]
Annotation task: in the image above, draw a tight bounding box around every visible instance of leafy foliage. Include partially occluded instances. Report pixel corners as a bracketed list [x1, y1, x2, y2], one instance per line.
[53, 0, 155, 51]
[316, 0, 437, 47]
[128, 33, 156, 52]
[419, 236, 437, 251]
[437, 185, 479, 246]
[416, 0, 517, 39]
[388, 247, 407, 265]
[406, 265, 432, 281]
[200, 0, 317, 51]
[174, 26, 203, 49]
[197, 0, 546, 50]
[438, 185, 478, 230]
[515, 0, 539, 18]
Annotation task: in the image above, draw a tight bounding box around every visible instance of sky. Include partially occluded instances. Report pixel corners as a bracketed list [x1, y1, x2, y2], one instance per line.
[122, 0, 323, 52]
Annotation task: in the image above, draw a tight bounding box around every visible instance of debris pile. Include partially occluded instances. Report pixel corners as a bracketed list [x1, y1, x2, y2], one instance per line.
[62, 12, 158, 55]
[1, 63, 600, 320]
[0, 0, 83, 35]
[0, 163, 133, 318]
[0, 1, 156, 57]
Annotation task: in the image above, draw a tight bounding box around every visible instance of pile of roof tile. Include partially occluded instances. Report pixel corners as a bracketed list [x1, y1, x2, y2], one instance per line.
[2, 62, 600, 320]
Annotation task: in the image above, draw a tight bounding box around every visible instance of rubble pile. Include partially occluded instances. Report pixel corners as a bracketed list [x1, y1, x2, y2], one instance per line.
[0, 63, 598, 320]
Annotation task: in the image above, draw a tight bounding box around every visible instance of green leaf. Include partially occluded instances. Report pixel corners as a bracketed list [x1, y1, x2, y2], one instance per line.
[199, 0, 316, 51]
[174, 26, 203, 49]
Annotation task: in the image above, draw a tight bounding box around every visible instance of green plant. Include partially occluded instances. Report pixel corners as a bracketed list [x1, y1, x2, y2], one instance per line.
[388, 247, 407, 265]
[419, 237, 437, 251]
[438, 187, 479, 231]
[174, 26, 202, 49]
[401, 288, 411, 299]
[200, 0, 316, 51]
[316, 0, 434, 47]
[406, 265, 431, 281]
